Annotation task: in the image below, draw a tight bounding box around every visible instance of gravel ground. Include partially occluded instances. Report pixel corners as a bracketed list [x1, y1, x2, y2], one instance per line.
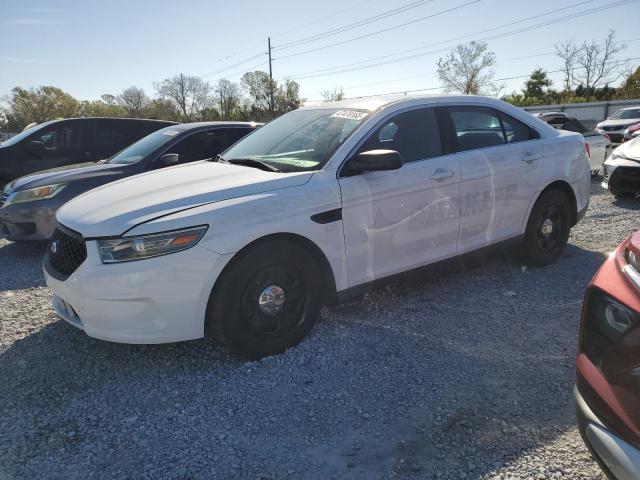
[1, 178, 639, 480]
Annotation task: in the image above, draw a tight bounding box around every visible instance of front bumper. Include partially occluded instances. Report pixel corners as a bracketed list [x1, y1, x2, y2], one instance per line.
[575, 386, 640, 480]
[0, 201, 58, 241]
[598, 129, 625, 144]
[44, 240, 233, 344]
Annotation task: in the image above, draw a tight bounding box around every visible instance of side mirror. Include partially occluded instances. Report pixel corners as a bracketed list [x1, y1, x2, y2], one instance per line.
[154, 153, 179, 168]
[343, 149, 403, 176]
[26, 140, 44, 152]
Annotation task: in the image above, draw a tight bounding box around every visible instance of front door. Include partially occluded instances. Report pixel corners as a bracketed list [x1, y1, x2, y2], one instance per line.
[18, 120, 89, 177]
[339, 107, 461, 288]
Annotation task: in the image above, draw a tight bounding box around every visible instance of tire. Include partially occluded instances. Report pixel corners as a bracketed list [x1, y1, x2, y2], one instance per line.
[610, 188, 635, 199]
[520, 190, 572, 267]
[206, 240, 322, 359]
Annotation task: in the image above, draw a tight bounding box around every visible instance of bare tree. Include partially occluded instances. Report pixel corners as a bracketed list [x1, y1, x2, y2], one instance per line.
[117, 86, 150, 117]
[320, 86, 345, 102]
[555, 31, 627, 97]
[214, 79, 242, 119]
[155, 74, 212, 121]
[276, 79, 303, 113]
[554, 40, 579, 92]
[436, 41, 496, 95]
[575, 31, 626, 93]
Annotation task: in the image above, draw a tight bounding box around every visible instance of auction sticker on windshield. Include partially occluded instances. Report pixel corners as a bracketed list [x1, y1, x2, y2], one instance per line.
[331, 110, 368, 121]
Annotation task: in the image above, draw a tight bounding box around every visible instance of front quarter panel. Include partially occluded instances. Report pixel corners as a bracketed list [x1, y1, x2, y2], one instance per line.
[125, 172, 349, 292]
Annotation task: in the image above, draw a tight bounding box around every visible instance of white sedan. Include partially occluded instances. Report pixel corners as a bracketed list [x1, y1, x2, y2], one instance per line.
[44, 95, 591, 358]
[535, 112, 611, 175]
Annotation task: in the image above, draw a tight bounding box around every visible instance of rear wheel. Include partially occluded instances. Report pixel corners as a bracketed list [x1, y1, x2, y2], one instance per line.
[521, 190, 571, 267]
[206, 241, 322, 359]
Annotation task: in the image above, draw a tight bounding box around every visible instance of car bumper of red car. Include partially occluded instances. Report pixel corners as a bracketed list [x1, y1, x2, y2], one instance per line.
[575, 385, 640, 480]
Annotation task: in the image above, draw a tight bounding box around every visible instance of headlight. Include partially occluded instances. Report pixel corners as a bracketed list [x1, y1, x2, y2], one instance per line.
[97, 226, 208, 263]
[581, 287, 638, 366]
[5, 183, 66, 205]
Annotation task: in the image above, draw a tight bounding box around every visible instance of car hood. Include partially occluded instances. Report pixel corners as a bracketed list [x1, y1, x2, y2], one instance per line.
[615, 137, 640, 161]
[4, 162, 126, 193]
[57, 160, 313, 238]
[599, 119, 640, 128]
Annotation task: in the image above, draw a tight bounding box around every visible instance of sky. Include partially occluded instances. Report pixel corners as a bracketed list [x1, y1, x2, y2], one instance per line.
[1, 0, 638, 104]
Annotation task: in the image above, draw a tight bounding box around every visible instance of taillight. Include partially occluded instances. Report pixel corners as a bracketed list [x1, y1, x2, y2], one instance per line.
[629, 123, 640, 133]
[585, 142, 590, 159]
[581, 287, 638, 366]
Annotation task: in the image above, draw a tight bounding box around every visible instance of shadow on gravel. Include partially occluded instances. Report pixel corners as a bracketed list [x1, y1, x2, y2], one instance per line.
[0, 239, 47, 291]
[0, 240, 609, 479]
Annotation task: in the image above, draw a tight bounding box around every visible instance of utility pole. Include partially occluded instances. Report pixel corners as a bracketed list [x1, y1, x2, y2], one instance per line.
[215, 89, 223, 119]
[268, 37, 274, 117]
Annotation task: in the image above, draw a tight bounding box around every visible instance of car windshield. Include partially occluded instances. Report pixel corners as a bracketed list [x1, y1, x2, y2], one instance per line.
[610, 109, 640, 120]
[108, 127, 184, 164]
[0, 120, 56, 147]
[221, 108, 369, 172]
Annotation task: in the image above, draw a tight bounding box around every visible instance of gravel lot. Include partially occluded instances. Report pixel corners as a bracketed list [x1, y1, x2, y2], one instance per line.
[1, 178, 639, 480]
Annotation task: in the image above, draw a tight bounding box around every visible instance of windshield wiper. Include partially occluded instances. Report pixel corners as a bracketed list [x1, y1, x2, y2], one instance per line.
[223, 158, 282, 173]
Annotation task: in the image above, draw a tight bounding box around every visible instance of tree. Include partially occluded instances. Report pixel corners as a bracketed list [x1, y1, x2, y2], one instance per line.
[144, 98, 181, 122]
[214, 79, 242, 119]
[241, 71, 277, 115]
[555, 31, 627, 99]
[617, 66, 640, 99]
[7, 86, 79, 128]
[555, 40, 579, 93]
[78, 99, 126, 117]
[522, 69, 553, 102]
[276, 79, 303, 113]
[117, 86, 150, 117]
[320, 86, 345, 102]
[436, 41, 496, 95]
[155, 74, 212, 121]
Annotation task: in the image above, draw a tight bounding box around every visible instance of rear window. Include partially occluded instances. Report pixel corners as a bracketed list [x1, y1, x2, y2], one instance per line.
[449, 107, 505, 152]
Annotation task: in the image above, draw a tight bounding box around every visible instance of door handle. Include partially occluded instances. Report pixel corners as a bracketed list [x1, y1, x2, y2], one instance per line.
[521, 152, 539, 164]
[430, 168, 454, 181]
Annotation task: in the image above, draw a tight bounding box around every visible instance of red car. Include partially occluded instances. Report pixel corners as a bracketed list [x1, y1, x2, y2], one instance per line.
[576, 232, 640, 479]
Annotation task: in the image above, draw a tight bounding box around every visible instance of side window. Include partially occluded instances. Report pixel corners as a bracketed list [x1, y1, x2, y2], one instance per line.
[449, 107, 505, 152]
[359, 108, 442, 163]
[93, 121, 127, 153]
[167, 132, 210, 164]
[30, 123, 86, 155]
[499, 112, 536, 143]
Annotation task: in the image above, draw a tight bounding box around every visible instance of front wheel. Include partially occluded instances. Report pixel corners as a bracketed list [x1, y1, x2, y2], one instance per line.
[206, 241, 322, 359]
[520, 190, 571, 267]
[609, 187, 635, 199]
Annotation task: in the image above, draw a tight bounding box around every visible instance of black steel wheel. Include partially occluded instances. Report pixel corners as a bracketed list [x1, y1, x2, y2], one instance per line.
[206, 240, 322, 359]
[521, 190, 572, 267]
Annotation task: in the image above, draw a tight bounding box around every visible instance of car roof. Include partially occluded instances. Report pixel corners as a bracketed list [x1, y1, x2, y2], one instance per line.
[60, 117, 178, 123]
[301, 94, 509, 112]
[161, 121, 262, 132]
[536, 112, 569, 117]
[619, 106, 640, 110]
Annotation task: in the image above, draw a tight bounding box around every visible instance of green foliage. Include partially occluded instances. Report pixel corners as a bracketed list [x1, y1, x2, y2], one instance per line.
[616, 67, 640, 99]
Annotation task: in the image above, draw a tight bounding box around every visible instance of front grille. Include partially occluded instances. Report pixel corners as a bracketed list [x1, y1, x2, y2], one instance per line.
[45, 225, 87, 280]
[602, 125, 621, 132]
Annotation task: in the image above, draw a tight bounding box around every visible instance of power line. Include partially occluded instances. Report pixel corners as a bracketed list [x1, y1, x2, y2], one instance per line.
[272, 0, 377, 41]
[284, 0, 635, 80]
[278, 0, 600, 79]
[306, 55, 640, 102]
[200, 52, 266, 78]
[274, 0, 436, 51]
[273, 0, 482, 61]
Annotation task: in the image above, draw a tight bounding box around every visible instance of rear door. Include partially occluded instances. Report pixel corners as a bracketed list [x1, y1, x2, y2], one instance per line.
[446, 106, 542, 253]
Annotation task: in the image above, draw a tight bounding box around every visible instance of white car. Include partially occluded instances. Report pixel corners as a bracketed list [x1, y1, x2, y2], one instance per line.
[535, 112, 611, 175]
[596, 106, 640, 144]
[602, 136, 640, 198]
[44, 95, 591, 358]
